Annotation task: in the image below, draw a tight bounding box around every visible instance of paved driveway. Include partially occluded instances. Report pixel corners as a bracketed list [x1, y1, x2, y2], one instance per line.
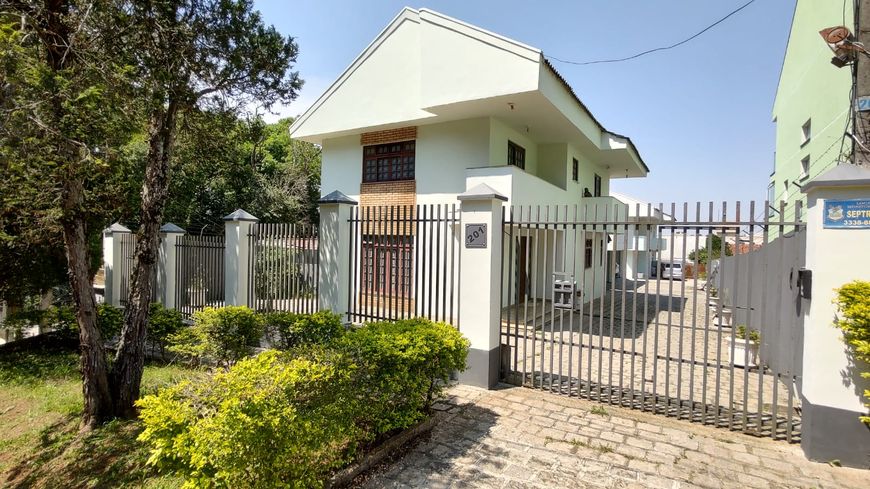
[360, 384, 868, 488]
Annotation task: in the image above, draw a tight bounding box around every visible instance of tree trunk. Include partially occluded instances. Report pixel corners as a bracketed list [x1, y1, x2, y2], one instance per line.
[36, 0, 114, 430]
[61, 176, 114, 430]
[111, 100, 179, 418]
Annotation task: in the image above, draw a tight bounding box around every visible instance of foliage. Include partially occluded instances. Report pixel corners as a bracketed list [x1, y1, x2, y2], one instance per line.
[148, 303, 185, 356]
[735, 325, 760, 344]
[98, 303, 124, 339]
[688, 234, 734, 265]
[834, 280, 870, 424]
[261, 311, 345, 350]
[137, 349, 358, 488]
[169, 306, 263, 368]
[340, 319, 470, 434]
[138, 319, 470, 487]
[155, 115, 321, 233]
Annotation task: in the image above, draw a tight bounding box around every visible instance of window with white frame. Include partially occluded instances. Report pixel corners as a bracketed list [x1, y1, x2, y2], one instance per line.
[801, 119, 811, 145]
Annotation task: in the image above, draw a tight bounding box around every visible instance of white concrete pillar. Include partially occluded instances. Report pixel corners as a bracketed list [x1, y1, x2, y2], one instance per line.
[158, 223, 186, 308]
[317, 191, 357, 317]
[799, 165, 870, 467]
[102, 222, 131, 307]
[457, 183, 507, 389]
[223, 209, 259, 307]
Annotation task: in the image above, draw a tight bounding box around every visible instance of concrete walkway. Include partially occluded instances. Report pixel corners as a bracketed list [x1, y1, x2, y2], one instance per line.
[361, 384, 868, 488]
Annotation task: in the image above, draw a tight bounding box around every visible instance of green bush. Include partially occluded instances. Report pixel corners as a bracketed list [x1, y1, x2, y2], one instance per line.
[137, 349, 359, 488]
[260, 310, 345, 350]
[96, 303, 123, 339]
[834, 280, 870, 424]
[735, 324, 760, 344]
[340, 318, 470, 434]
[148, 303, 184, 356]
[169, 306, 263, 368]
[138, 318, 470, 487]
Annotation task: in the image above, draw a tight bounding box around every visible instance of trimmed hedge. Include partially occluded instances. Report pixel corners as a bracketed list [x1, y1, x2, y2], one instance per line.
[137, 316, 469, 488]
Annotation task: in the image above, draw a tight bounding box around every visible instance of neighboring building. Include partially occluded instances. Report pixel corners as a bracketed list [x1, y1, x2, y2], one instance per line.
[289, 7, 649, 306]
[771, 1, 854, 224]
[606, 192, 668, 280]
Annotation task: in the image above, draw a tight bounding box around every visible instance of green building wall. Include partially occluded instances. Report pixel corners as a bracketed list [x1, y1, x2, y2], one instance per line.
[771, 0, 854, 224]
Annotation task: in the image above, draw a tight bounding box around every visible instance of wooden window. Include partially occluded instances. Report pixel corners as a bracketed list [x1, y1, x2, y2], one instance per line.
[584, 239, 593, 269]
[594, 173, 602, 197]
[507, 141, 526, 170]
[361, 236, 412, 297]
[572, 158, 579, 182]
[362, 140, 415, 183]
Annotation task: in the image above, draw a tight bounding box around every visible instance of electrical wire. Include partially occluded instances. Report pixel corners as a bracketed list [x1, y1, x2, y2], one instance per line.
[547, 0, 757, 66]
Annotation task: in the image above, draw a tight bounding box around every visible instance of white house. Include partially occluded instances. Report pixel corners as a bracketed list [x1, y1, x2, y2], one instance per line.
[289, 7, 649, 310]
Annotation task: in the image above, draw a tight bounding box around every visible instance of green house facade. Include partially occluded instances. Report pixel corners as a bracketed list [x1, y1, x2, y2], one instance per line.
[771, 0, 854, 224]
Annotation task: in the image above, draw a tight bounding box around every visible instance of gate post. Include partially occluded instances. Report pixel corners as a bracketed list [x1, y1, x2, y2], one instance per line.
[457, 184, 507, 389]
[317, 191, 357, 317]
[158, 223, 185, 308]
[102, 222, 130, 307]
[224, 209, 259, 307]
[799, 165, 870, 467]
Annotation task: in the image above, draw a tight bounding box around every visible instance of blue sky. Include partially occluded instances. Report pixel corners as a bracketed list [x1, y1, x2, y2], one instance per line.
[253, 0, 795, 206]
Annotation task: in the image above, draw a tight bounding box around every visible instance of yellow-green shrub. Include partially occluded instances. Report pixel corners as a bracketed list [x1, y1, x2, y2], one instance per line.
[138, 349, 359, 488]
[138, 318, 470, 487]
[834, 280, 870, 424]
[260, 310, 345, 350]
[341, 318, 470, 434]
[169, 306, 263, 368]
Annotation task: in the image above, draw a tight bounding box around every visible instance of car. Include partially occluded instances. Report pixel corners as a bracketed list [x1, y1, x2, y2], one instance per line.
[661, 262, 684, 280]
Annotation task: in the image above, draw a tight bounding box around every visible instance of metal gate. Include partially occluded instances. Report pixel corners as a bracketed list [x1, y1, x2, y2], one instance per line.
[500, 200, 806, 442]
[247, 223, 319, 314]
[347, 204, 460, 326]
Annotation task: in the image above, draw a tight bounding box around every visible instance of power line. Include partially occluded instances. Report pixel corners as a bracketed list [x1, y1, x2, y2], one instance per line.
[546, 0, 757, 66]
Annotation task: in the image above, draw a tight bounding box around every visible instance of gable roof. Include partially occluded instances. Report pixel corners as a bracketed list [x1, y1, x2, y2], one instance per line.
[289, 7, 647, 175]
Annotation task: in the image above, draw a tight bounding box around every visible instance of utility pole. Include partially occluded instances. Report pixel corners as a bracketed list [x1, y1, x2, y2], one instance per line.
[856, 0, 870, 166]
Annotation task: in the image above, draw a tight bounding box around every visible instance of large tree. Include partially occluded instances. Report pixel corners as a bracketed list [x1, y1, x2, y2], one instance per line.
[108, 0, 302, 418]
[1, 0, 302, 426]
[1, 1, 138, 427]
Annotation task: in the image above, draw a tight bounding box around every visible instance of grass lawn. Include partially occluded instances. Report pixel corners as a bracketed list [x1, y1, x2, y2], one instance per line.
[0, 334, 191, 488]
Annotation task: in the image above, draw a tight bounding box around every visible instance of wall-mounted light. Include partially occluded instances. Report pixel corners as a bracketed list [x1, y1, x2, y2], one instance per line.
[508, 102, 515, 111]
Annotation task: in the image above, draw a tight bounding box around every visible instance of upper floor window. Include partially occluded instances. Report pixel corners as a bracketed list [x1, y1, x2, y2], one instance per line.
[800, 155, 810, 178]
[594, 173, 602, 197]
[572, 158, 579, 182]
[801, 119, 811, 146]
[362, 140, 415, 183]
[507, 141, 525, 170]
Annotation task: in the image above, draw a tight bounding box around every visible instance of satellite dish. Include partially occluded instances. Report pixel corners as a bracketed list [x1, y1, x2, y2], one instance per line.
[819, 26, 864, 67]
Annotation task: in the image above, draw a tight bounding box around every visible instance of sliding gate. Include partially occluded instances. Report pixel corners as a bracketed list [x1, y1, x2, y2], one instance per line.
[500, 201, 806, 442]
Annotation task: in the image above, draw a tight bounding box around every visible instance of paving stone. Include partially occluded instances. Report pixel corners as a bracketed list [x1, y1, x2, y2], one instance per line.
[360, 385, 869, 489]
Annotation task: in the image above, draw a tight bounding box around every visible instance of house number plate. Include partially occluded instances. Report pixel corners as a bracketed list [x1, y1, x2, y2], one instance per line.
[465, 223, 487, 248]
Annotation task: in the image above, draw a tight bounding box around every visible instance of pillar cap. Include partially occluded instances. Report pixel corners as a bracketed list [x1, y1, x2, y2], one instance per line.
[457, 183, 508, 202]
[104, 222, 131, 236]
[223, 209, 259, 222]
[159, 222, 186, 234]
[317, 190, 357, 205]
[802, 164, 870, 193]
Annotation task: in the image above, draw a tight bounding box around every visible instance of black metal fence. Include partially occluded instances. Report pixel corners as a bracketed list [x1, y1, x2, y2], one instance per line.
[175, 235, 225, 319]
[347, 204, 460, 326]
[247, 223, 319, 314]
[500, 201, 806, 442]
[118, 232, 158, 306]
